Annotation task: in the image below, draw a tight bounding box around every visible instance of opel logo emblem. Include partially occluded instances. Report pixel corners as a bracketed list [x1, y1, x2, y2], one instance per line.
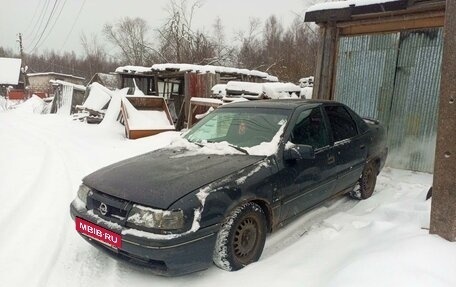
[99, 202, 108, 216]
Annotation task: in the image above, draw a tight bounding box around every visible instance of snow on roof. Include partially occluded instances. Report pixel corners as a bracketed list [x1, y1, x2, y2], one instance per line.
[50, 80, 86, 91]
[0, 57, 22, 85]
[115, 63, 279, 82]
[307, 0, 401, 12]
[27, 72, 85, 81]
[226, 81, 301, 99]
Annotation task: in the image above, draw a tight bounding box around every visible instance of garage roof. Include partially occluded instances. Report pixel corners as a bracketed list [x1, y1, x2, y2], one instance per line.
[305, 0, 445, 23]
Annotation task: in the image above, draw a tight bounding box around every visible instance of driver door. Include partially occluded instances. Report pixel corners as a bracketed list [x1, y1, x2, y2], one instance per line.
[276, 107, 337, 222]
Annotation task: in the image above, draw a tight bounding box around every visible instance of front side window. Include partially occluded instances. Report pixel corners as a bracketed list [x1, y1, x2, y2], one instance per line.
[324, 105, 358, 142]
[184, 107, 290, 148]
[290, 108, 329, 149]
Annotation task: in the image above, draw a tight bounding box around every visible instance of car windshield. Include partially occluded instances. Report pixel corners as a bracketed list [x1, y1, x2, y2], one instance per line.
[184, 107, 291, 148]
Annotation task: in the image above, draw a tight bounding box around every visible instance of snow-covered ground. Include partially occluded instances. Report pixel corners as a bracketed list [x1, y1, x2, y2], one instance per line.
[0, 111, 455, 287]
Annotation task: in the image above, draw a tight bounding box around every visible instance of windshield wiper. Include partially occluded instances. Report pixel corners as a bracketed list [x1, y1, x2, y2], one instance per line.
[228, 144, 249, 155]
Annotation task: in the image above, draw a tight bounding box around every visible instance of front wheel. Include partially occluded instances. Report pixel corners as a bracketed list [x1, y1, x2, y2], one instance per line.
[213, 202, 267, 271]
[349, 162, 377, 200]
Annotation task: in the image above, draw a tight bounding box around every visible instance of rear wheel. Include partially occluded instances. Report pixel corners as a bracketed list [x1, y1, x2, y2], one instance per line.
[213, 202, 267, 271]
[350, 162, 377, 200]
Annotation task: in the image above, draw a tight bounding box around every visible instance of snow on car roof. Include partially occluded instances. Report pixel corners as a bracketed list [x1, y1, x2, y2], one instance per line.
[115, 63, 279, 82]
[0, 57, 22, 85]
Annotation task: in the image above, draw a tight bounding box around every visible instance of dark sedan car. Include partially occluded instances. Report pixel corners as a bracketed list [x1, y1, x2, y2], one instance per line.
[70, 100, 387, 275]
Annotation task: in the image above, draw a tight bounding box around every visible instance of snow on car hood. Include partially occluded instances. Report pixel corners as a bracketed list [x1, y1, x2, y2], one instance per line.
[83, 147, 265, 209]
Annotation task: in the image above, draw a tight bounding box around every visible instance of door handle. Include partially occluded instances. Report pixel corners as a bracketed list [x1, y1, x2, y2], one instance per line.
[327, 156, 335, 164]
[360, 144, 366, 150]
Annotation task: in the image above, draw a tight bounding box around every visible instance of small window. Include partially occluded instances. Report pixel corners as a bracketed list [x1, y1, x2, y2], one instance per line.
[324, 106, 358, 142]
[291, 108, 329, 149]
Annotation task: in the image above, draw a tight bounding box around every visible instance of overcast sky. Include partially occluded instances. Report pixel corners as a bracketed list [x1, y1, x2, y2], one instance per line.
[0, 0, 316, 57]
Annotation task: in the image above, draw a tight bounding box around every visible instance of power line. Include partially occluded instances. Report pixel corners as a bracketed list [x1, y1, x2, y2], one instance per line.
[26, 0, 51, 42]
[27, 0, 59, 54]
[33, 0, 69, 52]
[23, 0, 45, 35]
[61, 0, 87, 51]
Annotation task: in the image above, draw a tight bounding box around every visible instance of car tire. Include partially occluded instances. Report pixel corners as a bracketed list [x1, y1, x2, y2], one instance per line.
[213, 202, 267, 271]
[349, 162, 377, 200]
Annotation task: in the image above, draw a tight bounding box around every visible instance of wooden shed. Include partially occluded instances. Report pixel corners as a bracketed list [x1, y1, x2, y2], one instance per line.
[115, 64, 279, 130]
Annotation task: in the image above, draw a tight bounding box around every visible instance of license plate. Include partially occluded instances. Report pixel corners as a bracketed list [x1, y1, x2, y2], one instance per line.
[76, 217, 122, 249]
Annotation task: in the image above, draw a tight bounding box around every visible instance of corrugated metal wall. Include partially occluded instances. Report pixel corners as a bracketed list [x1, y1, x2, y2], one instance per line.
[334, 28, 443, 172]
[334, 33, 399, 125]
[387, 28, 443, 172]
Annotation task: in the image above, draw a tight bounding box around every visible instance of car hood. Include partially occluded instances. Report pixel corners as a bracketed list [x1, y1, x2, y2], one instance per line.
[83, 147, 265, 209]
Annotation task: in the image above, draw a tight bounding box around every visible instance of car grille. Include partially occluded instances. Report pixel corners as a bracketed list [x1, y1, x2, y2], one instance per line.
[87, 190, 130, 224]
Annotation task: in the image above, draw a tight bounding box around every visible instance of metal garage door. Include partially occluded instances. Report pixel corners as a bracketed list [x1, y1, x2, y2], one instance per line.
[334, 28, 443, 172]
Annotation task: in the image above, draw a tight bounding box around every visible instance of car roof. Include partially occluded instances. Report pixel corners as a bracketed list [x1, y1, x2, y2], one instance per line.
[219, 99, 338, 110]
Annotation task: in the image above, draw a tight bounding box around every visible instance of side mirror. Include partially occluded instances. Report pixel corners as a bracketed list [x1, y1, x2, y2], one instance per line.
[284, 143, 315, 161]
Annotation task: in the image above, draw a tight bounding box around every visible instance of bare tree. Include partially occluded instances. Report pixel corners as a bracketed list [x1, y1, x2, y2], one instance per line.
[103, 17, 151, 65]
[207, 17, 236, 66]
[157, 0, 216, 64]
[236, 18, 263, 69]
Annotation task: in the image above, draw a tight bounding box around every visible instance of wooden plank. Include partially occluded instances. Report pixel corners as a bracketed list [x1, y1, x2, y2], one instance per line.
[340, 15, 444, 35]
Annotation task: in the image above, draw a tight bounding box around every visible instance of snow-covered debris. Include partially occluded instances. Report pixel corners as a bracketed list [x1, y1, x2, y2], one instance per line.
[99, 88, 128, 127]
[211, 84, 227, 98]
[0, 57, 21, 85]
[301, 87, 313, 99]
[11, 95, 45, 114]
[82, 82, 113, 111]
[307, 0, 401, 12]
[225, 81, 301, 100]
[116, 63, 279, 82]
[122, 97, 175, 130]
[299, 76, 314, 88]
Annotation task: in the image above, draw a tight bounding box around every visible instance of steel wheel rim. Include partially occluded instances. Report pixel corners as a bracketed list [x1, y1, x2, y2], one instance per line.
[233, 217, 259, 260]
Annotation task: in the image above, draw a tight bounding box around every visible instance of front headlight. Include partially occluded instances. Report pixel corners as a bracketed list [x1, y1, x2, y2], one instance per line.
[127, 204, 184, 230]
[77, 184, 91, 204]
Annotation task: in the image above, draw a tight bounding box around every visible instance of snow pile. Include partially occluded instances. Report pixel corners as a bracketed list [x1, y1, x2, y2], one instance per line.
[82, 82, 113, 111]
[1, 111, 456, 286]
[11, 95, 46, 114]
[116, 63, 279, 82]
[0, 57, 21, 85]
[307, 0, 401, 12]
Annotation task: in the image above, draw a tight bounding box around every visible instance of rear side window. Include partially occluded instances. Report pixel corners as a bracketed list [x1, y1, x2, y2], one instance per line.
[324, 106, 358, 142]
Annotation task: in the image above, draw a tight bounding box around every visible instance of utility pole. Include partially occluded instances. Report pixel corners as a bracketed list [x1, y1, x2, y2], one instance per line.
[17, 33, 28, 94]
[18, 33, 24, 63]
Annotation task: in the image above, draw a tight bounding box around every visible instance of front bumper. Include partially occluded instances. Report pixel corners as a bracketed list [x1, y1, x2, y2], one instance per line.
[70, 200, 218, 276]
